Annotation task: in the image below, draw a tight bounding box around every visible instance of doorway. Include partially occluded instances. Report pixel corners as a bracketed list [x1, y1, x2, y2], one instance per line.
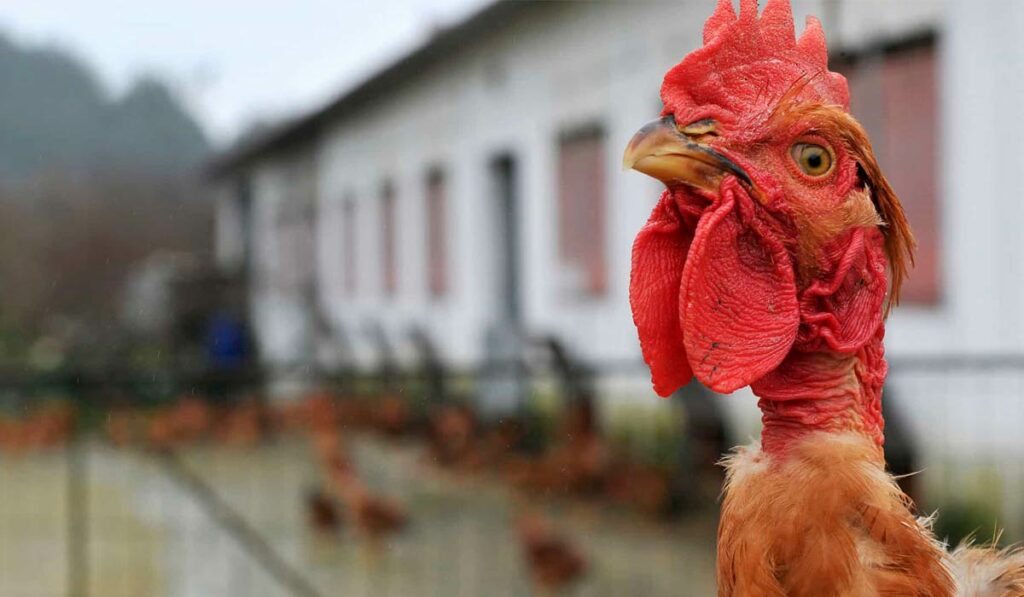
[490, 154, 521, 326]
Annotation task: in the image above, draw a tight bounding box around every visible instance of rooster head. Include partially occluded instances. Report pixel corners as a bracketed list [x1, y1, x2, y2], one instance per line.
[624, 0, 914, 397]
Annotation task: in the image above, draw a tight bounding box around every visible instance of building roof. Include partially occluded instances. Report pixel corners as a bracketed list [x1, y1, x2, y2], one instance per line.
[205, 1, 939, 180]
[206, 0, 534, 179]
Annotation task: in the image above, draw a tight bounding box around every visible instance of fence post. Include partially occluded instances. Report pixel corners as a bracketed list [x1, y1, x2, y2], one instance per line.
[66, 431, 88, 597]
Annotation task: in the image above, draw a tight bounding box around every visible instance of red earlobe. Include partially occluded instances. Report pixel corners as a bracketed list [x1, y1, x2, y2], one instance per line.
[798, 228, 888, 353]
[630, 193, 694, 397]
[681, 187, 800, 394]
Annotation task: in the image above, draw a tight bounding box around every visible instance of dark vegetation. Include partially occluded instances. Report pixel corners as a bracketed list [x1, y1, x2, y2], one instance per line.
[0, 33, 212, 365]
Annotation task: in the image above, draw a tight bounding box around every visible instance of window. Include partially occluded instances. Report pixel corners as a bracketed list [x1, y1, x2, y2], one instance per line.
[381, 181, 397, 297]
[837, 36, 940, 304]
[557, 125, 607, 297]
[342, 198, 357, 296]
[426, 168, 448, 298]
[274, 201, 312, 293]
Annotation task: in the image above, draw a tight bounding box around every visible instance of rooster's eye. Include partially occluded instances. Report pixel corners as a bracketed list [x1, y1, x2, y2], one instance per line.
[791, 143, 833, 177]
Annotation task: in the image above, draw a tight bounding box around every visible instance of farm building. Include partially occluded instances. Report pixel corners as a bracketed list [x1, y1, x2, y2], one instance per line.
[209, 0, 1024, 532]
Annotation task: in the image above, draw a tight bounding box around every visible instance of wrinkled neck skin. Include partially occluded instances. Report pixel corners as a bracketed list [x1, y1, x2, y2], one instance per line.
[750, 328, 886, 459]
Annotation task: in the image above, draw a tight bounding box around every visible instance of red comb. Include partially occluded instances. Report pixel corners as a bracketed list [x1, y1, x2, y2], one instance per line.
[662, 0, 848, 119]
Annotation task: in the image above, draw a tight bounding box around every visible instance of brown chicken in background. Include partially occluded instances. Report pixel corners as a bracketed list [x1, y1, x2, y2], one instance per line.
[0, 403, 74, 453]
[504, 400, 609, 496]
[471, 416, 527, 471]
[106, 407, 143, 447]
[167, 396, 213, 443]
[305, 488, 342, 535]
[372, 393, 412, 437]
[313, 430, 407, 546]
[603, 461, 674, 519]
[426, 402, 528, 472]
[111, 397, 213, 450]
[325, 452, 407, 544]
[516, 512, 587, 595]
[146, 409, 179, 450]
[214, 398, 266, 447]
[426, 403, 478, 467]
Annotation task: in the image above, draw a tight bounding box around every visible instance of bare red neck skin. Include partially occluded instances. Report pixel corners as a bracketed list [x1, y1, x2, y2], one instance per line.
[750, 328, 886, 457]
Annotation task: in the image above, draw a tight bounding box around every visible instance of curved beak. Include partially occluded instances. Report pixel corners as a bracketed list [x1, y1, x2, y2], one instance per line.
[622, 116, 751, 191]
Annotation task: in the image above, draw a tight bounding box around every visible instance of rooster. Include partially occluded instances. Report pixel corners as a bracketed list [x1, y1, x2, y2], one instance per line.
[622, 1, 1024, 595]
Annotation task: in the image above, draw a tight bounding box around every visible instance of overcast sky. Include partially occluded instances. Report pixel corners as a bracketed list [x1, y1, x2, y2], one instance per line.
[0, 0, 489, 146]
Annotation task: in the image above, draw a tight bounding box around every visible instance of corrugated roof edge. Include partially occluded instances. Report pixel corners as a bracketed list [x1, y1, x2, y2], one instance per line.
[205, 0, 531, 180]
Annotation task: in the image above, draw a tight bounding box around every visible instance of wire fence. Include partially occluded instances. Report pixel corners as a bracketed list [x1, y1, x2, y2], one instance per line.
[0, 362, 715, 597]
[0, 355, 1021, 596]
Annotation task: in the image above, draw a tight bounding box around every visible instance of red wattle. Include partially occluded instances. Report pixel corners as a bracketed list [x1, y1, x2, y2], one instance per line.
[679, 183, 800, 394]
[630, 192, 695, 397]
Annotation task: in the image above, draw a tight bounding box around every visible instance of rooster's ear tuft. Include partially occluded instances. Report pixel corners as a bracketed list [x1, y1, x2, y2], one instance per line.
[846, 129, 916, 313]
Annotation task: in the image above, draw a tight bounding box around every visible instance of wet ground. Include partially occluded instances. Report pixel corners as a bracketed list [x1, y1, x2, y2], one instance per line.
[0, 436, 717, 596]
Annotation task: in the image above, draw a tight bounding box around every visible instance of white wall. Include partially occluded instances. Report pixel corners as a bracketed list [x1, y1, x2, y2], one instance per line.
[885, 0, 1024, 358]
[307, 0, 945, 363]
[230, 0, 956, 368]
[243, 151, 317, 367]
[219, 0, 1024, 529]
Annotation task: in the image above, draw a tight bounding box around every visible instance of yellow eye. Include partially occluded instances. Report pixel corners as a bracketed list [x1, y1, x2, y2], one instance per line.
[790, 143, 833, 176]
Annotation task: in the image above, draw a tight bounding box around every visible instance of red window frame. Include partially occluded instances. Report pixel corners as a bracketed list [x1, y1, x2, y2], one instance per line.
[381, 182, 397, 297]
[426, 169, 448, 298]
[342, 198, 357, 296]
[557, 125, 607, 297]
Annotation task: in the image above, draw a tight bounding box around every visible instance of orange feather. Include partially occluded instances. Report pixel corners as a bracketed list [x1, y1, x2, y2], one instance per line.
[717, 432, 953, 596]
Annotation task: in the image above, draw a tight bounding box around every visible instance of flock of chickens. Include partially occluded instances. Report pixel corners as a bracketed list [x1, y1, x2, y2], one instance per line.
[0, 389, 691, 594]
[0, 401, 74, 453]
[117, 391, 600, 593]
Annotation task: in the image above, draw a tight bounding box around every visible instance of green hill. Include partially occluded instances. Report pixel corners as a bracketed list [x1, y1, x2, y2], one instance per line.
[0, 33, 209, 181]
